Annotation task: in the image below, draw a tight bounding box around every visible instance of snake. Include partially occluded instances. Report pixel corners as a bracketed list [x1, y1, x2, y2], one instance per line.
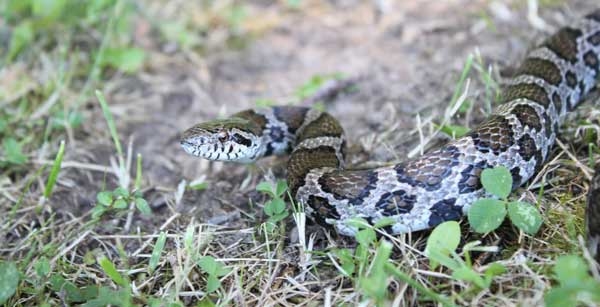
[181, 10, 600, 260]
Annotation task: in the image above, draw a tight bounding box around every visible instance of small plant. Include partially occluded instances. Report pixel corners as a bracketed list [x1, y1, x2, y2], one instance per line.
[256, 180, 290, 233]
[330, 218, 453, 305]
[330, 218, 394, 304]
[197, 256, 232, 294]
[294, 73, 345, 101]
[544, 255, 600, 307]
[425, 221, 506, 289]
[93, 186, 151, 219]
[92, 91, 150, 219]
[468, 166, 543, 234]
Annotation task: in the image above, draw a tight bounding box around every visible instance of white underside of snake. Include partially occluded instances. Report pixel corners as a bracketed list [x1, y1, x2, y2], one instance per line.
[181, 10, 600, 258]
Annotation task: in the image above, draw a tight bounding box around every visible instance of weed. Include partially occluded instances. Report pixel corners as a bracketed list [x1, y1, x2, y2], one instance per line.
[256, 179, 290, 234]
[544, 254, 600, 306]
[425, 221, 505, 290]
[468, 166, 543, 234]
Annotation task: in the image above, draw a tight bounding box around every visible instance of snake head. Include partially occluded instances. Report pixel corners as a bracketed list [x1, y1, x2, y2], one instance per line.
[180, 117, 264, 163]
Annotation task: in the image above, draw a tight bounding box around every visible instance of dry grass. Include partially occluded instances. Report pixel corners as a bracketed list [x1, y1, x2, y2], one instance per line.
[1, 0, 599, 306]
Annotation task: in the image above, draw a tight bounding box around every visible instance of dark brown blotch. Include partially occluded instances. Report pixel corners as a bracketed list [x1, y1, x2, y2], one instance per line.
[427, 198, 462, 227]
[458, 160, 490, 194]
[551, 92, 563, 113]
[396, 145, 461, 191]
[589, 31, 600, 46]
[287, 146, 341, 194]
[512, 104, 541, 131]
[565, 71, 578, 89]
[517, 57, 562, 85]
[584, 50, 600, 73]
[273, 106, 310, 134]
[517, 134, 538, 161]
[542, 27, 583, 63]
[297, 112, 344, 142]
[318, 169, 378, 201]
[307, 195, 340, 225]
[375, 190, 416, 216]
[501, 83, 550, 107]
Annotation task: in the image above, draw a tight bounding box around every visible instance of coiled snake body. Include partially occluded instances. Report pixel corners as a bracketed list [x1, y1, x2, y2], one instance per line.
[181, 10, 600, 258]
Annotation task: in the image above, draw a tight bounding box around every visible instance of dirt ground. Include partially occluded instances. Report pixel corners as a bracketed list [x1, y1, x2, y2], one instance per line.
[91, 0, 596, 234]
[4, 0, 600, 305]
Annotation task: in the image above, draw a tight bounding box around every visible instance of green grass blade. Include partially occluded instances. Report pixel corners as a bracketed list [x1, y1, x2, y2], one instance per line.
[449, 54, 473, 108]
[95, 90, 124, 164]
[134, 153, 142, 190]
[384, 263, 455, 306]
[149, 232, 166, 273]
[98, 256, 127, 287]
[43, 140, 65, 198]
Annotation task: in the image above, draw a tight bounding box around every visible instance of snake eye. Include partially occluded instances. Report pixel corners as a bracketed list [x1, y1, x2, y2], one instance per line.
[217, 131, 229, 143]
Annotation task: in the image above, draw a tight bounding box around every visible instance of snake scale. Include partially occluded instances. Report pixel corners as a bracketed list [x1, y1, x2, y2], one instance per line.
[181, 10, 600, 259]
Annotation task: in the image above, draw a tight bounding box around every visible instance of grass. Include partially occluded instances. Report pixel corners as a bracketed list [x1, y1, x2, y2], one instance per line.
[1, 0, 600, 306]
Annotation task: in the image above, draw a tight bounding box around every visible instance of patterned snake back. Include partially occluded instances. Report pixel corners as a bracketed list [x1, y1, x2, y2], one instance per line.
[181, 10, 600, 260]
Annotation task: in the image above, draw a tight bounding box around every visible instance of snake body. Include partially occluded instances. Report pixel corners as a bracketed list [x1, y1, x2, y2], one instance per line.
[181, 10, 600, 257]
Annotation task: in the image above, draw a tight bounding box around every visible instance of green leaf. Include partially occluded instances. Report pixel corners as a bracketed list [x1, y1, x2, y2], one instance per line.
[268, 211, 288, 223]
[355, 228, 376, 247]
[481, 166, 512, 199]
[256, 181, 274, 196]
[439, 124, 470, 138]
[545, 255, 600, 307]
[198, 256, 219, 276]
[149, 232, 166, 273]
[81, 286, 132, 307]
[373, 217, 396, 229]
[197, 298, 216, 307]
[160, 22, 197, 48]
[43, 140, 65, 198]
[0, 261, 19, 304]
[468, 198, 506, 233]
[544, 287, 577, 307]
[507, 201, 543, 235]
[205, 275, 220, 293]
[425, 221, 460, 257]
[113, 199, 127, 209]
[334, 248, 355, 277]
[553, 255, 591, 287]
[50, 274, 98, 303]
[452, 267, 487, 288]
[91, 205, 107, 219]
[34, 257, 51, 278]
[254, 98, 275, 107]
[8, 21, 34, 61]
[484, 262, 506, 278]
[266, 198, 285, 216]
[425, 221, 461, 270]
[135, 198, 151, 215]
[275, 180, 288, 197]
[345, 217, 370, 229]
[113, 187, 129, 198]
[96, 191, 113, 206]
[100, 48, 146, 73]
[98, 256, 127, 287]
[189, 182, 208, 190]
[32, 0, 66, 21]
[3, 137, 27, 165]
